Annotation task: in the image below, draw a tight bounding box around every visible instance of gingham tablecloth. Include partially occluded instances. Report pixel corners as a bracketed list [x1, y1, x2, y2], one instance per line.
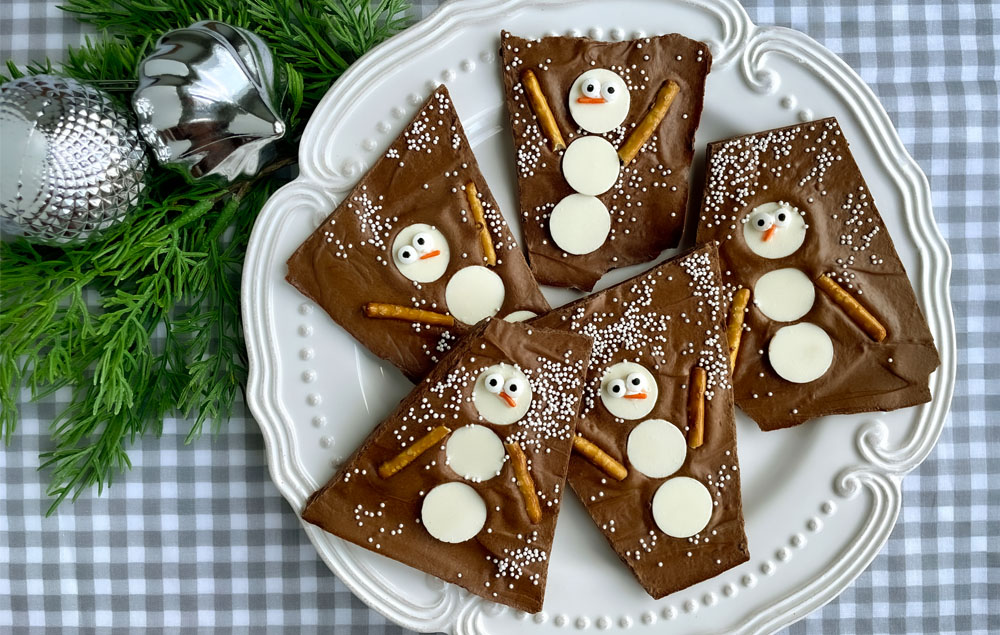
[1, 1, 996, 632]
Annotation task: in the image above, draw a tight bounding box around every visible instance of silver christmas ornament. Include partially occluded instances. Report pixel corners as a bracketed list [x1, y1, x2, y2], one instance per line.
[133, 20, 287, 184]
[0, 75, 148, 245]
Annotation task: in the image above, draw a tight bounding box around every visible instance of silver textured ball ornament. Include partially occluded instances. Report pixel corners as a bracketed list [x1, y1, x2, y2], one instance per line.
[133, 21, 288, 184]
[0, 75, 148, 245]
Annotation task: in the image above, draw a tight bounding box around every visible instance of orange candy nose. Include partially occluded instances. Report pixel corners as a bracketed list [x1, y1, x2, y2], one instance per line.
[624, 392, 647, 400]
[762, 226, 777, 242]
[499, 392, 518, 408]
[576, 96, 606, 104]
[419, 249, 441, 260]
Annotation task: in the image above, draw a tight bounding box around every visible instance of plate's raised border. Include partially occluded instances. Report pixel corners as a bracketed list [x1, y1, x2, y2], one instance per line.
[242, 1, 956, 633]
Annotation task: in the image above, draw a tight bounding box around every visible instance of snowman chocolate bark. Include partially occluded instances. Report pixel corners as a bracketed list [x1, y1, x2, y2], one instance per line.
[286, 86, 549, 381]
[301, 319, 593, 613]
[499, 31, 711, 290]
[531, 244, 749, 599]
[696, 118, 940, 430]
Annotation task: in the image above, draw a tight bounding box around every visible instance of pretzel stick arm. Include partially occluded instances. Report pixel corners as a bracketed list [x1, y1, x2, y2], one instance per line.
[505, 442, 543, 523]
[618, 80, 680, 165]
[727, 287, 751, 371]
[571, 435, 627, 481]
[520, 69, 566, 152]
[687, 367, 707, 449]
[378, 426, 451, 478]
[814, 275, 887, 342]
[464, 182, 496, 266]
[364, 303, 455, 327]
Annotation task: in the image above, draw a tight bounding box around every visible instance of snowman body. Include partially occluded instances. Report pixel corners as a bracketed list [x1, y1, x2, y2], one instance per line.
[596, 361, 714, 539]
[392, 222, 507, 325]
[743, 201, 834, 383]
[548, 69, 632, 255]
[421, 364, 532, 543]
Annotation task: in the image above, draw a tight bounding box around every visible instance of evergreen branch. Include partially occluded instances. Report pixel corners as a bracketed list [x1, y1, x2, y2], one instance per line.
[2, 0, 411, 514]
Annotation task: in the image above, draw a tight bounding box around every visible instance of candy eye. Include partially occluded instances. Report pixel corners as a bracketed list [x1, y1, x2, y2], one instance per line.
[397, 245, 418, 264]
[504, 377, 525, 396]
[606, 378, 626, 398]
[413, 232, 434, 253]
[748, 210, 775, 232]
[626, 372, 647, 391]
[601, 82, 620, 102]
[485, 372, 504, 394]
[582, 79, 602, 99]
[773, 208, 791, 228]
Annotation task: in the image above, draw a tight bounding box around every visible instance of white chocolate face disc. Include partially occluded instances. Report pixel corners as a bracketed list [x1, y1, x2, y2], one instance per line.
[651, 477, 713, 538]
[768, 322, 834, 383]
[549, 194, 611, 255]
[391, 223, 450, 282]
[562, 136, 621, 195]
[503, 310, 537, 323]
[599, 362, 658, 420]
[445, 425, 506, 482]
[472, 363, 533, 425]
[421, 482, 487, 543]
[753, 268, 816, 322]
[626, 419, 687, 478]
[568, 69, 631, 134]
[742, 201, 807, 259]
[445, 266, 505, 325]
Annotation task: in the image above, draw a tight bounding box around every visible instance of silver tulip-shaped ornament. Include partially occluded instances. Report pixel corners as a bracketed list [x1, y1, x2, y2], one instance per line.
[133, 21, 288, 184]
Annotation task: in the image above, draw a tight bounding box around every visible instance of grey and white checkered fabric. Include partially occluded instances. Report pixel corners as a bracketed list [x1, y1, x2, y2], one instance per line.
[1, 1, 997, 633]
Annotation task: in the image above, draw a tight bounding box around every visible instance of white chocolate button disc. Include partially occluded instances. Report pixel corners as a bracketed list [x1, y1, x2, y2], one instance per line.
[753, 268, 816, 322]
[445, 266, 505, 325]
[742, 202, 807, 259]
[768, 322, 834, 383]
[391, 223, 450, 283]
[627, 419, 687, 478]
[472, 363, 533, 425]
[651, 477, 713, 538]
[562, 136, 621, 195]
[568, 69, 631, 134]
[549, 194, 611, 255]
[421, 482, 487, 543]
[446, 425, 505, 482]
[599, 362, 658, 420]
[503, 310, 537, 323]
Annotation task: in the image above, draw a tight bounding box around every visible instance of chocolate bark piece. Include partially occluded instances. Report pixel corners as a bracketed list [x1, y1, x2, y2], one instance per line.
[531, 244, 749, 600]
[302, 318, 594, 613]
[286, 85, 550, 382]
[695, 118, 940, 430]
[499, 31, 711, 291]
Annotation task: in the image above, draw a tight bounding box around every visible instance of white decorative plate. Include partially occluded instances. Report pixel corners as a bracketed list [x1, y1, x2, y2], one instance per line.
[241, 0, 955, 632]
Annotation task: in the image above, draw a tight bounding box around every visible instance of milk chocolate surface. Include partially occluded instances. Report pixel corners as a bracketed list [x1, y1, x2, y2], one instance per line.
[695, 118, 940, 430]
[531, 244, 749, 599]
[301, 318, 593, 613]
[499, 31, 711, 290]
[286, 86, 549, 382]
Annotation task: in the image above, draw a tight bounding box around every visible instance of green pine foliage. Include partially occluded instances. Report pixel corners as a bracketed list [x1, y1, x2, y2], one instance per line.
[0, 0, 411, 514]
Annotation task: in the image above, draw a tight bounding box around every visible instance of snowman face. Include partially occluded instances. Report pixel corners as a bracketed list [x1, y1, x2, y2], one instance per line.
[392, 223, 450, 282]
[599, 361, 658, 420]
[568, 69, 631, 134]
[472, 363, 533, 425]
[742, 202, 807, 259]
